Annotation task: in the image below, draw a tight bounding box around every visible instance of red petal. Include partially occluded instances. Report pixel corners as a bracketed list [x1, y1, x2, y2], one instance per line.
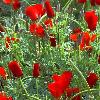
[91, 34, 96, 42]
[70, 34, 78, 42]
[0, 67, 7, 79]
[29, 23, 45, 38]
[3, 0, 11, 4]
[12, 0, 21, 10]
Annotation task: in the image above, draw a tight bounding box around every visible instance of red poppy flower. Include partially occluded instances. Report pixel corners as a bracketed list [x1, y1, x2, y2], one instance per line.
[12, 0, 21, 10]
[78, 0, 87, 3]
[32, 63, 40, 78]
[25, 4, 45, 21]
[45, 1, 55, 18]
[66, 87, 81, 100]
[48, 71, 72, 98]
[79, 32, 96, 50]
[8, 61, 23, 78]
[44, 18, 53, 28]
[80, 34, 89, 50]
[70, 27, 82, 42]
[0, 92, 13, 100]
[84, 10, 98, 31]
[29, 23, 45, 38]
[0, 67, 7, 79]
[3, 0, 12, 4]
[95, 0, 100, 5]
[86, 73, 98, 88]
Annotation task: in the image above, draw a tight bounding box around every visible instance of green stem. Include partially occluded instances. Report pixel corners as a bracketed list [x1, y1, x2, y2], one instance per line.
[36, 79, 39, 95]
[62, 0, 73, 13]
[19, 78, 31, 99]
[20, 78, 40, 100]
[70, 60, 90, 90]
[70, 88, 100, 100]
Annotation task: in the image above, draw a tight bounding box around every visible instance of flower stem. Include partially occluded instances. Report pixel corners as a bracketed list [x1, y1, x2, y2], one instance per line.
[19, 78, 31, 99]
[36, 79, 39, 95]
[70, 60, 90, 90]
[62, 0, 73, 13]
[20, 78, 40, 100]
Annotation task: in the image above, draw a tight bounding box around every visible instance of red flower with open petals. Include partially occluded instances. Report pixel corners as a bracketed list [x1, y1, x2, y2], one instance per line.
[3, 0, 12, 4]
[84, 10, 98, 31]
[48, 71, 72, 98]
[86, 73, 98, 88]
[25, 4, 45, 21]
[70, 27, 82, 42]
[29, 23, 45, 38]
[0, 67, 7, 79]
[45, 1, 55, 18]
[8, 61, 23, 78]
[32, 63, 40, 78]
[70, 34, 78, 42]
[44, 18, 53, 28]
[66, 87, 81, 100]
[0, 92, 13, 100]
[79, 32, 96, 50]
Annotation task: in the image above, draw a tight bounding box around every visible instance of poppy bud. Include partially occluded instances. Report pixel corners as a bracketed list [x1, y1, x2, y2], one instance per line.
[86, 73, 98, 88]
[45, 1, 55, 18]
[84, 10, 98, 31]
[50, 36, 56, 47]
[8, 61, 23, 78]
[32, 63, 40, 78]
[12, 0, 21, 10]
